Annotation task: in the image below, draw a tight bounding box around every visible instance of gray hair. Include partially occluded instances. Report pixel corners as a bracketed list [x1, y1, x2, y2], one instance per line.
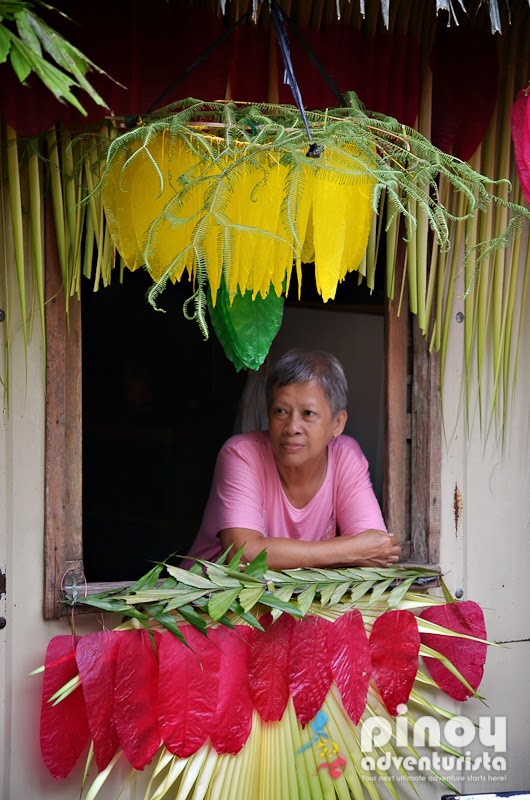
[266, 349, 348, 417]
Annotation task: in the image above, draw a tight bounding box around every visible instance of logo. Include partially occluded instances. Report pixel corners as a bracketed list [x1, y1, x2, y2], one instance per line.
[297, 710, 347, 780]
[359, 704, 507, 779]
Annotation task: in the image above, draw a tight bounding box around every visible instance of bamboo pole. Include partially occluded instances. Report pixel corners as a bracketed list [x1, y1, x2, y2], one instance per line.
[47, 126, 68, 303]
[28, 148, 46, 380]
[486, 24, 518, 436]
[0, 121, 12, 398]
[6, 123, 27, 353]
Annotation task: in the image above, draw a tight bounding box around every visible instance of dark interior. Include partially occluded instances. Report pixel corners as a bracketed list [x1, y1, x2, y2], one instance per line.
[82, 270, 247, 581]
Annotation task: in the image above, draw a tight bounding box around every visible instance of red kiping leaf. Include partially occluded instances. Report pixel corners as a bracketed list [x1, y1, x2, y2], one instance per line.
[113, 629, 162, 770]
[326, 610, 371, 725]
[40, 635, 89, 780]
[420, 601, 487, 701]
[209, 626, 253, 754]
[75, 630, 126, 771]
[248, 613, 295, 721]
[158, 625, 220, 757]
[288, 616, 333, 727]
[370, 609, 420, 715]
[511, 91, 530, 203]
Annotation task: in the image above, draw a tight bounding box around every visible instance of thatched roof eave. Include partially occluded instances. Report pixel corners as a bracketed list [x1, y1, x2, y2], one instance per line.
[200, 0, 529, 34]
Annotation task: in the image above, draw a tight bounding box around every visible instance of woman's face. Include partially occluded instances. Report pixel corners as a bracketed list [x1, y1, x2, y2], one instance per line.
[268, 380, 347, 471]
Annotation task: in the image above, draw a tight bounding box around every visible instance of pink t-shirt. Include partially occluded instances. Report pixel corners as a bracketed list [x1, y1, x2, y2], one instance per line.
[187, 432, 385, 562]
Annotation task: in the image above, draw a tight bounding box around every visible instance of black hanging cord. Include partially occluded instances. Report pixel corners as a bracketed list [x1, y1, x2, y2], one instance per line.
[278, 7, 347, 108]
[129, 0, 346, 152]
[269, 0, 314, 143]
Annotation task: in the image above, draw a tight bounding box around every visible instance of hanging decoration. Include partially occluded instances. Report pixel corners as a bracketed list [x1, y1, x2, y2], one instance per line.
[94, 93, 529, 340]
[98, 104, 376, 318]
[207, 277, 285, 371]
[34, 554, 495, 799]
[2, 3, 530, 427]
[510, 87, 530, 204]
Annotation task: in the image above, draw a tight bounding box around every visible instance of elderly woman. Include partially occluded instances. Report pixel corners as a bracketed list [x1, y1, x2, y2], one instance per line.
[187, 349, 400, 569]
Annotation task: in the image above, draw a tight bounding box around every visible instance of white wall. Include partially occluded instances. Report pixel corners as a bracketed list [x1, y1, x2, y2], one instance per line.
[439, 285, 530, 794]
[0, 326, 137, 799]
[0, 206, 135, 799]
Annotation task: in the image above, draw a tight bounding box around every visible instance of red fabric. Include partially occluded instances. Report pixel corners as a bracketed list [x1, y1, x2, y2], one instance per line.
[0, 2, 231, 136]
[369, 609, 420, 715]
[276, 27, 421, 127]
[288, 616, 333, 727]
[248, 613, 295, 721]
[420, 601, 487, 701]
[158, 625, 221, 758]
[325, 610, 371, 725]
[113, 629, 162, 770]
[430, 27, 498, 161]
[40, 635, 89, 780]
[75, 630, 126, 771]
[228, 24, 270, 103]
[1, 2, 422, 136]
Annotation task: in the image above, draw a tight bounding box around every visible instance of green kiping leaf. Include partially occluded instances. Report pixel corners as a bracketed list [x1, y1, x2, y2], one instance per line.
[328, 581, 353, 606]
[387, 577, 416, 608]
[165, 565, 213, 589]
[227, 545, 245, 571]
[296, 584, 318, 615]
[238, 585, 265, 612]
[259, 594, 304, 617]
[229, 602, 264, 630]
[369, 578, 395, 605]
[128, 563, 165, 593]
[318, 582, 340, 606]
[273, 585, 296, 603]
[205, 564, 242, 588]
[148, 613, 187, 644]
[163, 589, 209, 611]
[207, 587, 241, 621]
[348, 580, 376, 603]
[177, 604, 208, 635]
[244, 549, 268, 579]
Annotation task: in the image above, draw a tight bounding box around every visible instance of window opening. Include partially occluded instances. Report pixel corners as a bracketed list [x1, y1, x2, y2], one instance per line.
[44, 219, 439, 618]
[81, 270, 247, 582]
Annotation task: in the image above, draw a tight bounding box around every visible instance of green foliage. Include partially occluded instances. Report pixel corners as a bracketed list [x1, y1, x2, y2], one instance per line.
[0, 0, 115, 113]
[71, 551, 442, 635]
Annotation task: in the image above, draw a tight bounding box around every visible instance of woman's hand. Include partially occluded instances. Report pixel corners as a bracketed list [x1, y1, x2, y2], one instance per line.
[219, 527, 401, 570]
[338, 529, 401, 568]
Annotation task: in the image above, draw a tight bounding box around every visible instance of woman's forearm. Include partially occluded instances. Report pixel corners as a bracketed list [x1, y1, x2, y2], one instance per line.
[219, 528, 401, 569]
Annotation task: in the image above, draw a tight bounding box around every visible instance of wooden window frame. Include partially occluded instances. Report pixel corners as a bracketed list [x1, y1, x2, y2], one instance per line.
[43, 208, 441, 619]
[384, 250, 441, 565]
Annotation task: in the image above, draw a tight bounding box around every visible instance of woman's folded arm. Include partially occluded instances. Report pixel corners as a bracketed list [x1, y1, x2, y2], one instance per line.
[219, 527, 401, 570]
